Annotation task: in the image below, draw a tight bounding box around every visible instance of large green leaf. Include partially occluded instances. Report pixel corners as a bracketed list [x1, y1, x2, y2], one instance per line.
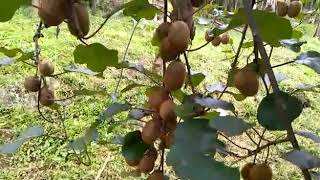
[190, 72, 206, 87]
[167, 119, 240, 180]
[123, 0, 160, 21]
[210, 116, 251, 136]
[0, 125, 44, 154]
[0, 0, 29, 22]
[73, 43, 118, 72]
[212, 9, 292, 47]
[295, 51, 320, 74]
[121, 131, 150, 161]
[257, 92, 303, 131]
[98, 102, 131, 122]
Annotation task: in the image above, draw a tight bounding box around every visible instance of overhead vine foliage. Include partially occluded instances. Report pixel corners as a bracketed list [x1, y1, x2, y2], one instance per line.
[0, 0, 320, 180]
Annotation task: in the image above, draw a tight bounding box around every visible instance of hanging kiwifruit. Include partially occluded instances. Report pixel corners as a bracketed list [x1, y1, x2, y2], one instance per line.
[148, 87, 170, 111]
[205, 31, 214, 42]
[39, 87, 55, 106]
[161, 132, 174, 148]
[156, 22, 171, 40]
[220, 34, 230, 44]
[38, 0, 67, 27]
[141, 119, 162, 144]
[159, 100, 176, 122]
[147, 170, 165, 180]
[287, 1, 302, 18]
[167, 21, 190, 53]
[241, 162, 255, 179]
[138, 148, 157, 173]
[211, 36, 221, 46]
[277, 1, 288, 17]
[234, 67, 259, 96]
[38, 60, 55, 76]
[68, 2, 90, 38]
[248, 163, 273, 180]
[24, 76, 41, 92]
[163, 61, 186, 92]
[159, 37, 180, 62]
[125, 159, 140, 167]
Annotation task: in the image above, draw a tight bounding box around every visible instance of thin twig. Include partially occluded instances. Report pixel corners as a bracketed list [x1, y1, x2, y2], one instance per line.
[231, 25, 248, 68]
[114, 21, 140, 94]
[183, 52, 196, 94]
[271, 60, 295, 69]
[186, 41, 210, 52]
[94, 153, 112, 180]
[83, 5, 124, 40]
[253, 128, 266, 163]
[219, 132, 252, 152]
[245, 132, 258, 145]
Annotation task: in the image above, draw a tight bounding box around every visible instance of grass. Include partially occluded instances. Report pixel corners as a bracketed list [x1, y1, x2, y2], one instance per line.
[0, 8, 320, 180]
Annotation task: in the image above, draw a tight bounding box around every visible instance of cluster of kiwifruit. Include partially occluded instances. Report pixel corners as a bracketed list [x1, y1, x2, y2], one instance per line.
[205, 31, 230, 46]
[125, 59, 186, 178]
[276, 0, 302, 18]
[24, 60, 55, 106]
[37, 0, 90, 38]
[234, 66, 259, 97]
[241, 163, 273, 180]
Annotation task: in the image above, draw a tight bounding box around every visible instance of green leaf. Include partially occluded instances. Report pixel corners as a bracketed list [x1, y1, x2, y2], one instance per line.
[212, 9, 292, 46]
[209, 116, 251, 136]
[257, 92, 303, 131]
[242, 41, 254, 48]
[292, 30, 303, 39]
[0, 47, 22, 57]
[280, 39, 306, 52]
[123, 0, 160, 21]
[295, 51, 320, 74]
[0, 125, 44, 154]
[121, 83, 145, 93]
[282, 150, 320, 169]
[167, 119, 240, 180]
[73, 43, 118, 72]
[121, 131, 150, 161]
[99, 102, 131, 122]
[0, 0, 29, 22]
[191, 72, 206, 87]
[64, 64, 99, 75]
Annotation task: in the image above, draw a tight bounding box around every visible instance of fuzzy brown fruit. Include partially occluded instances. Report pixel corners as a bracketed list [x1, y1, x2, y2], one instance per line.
[125, 159, 140, 167]
[161, 133, 174, 148]
[156, 22, 171, 40]
[288, 1, 302, 18]
[68, 2, 90, 38]
[168, 21, 190, 53]
[40, 87, 55, 106]
[159, 37, 180, 62]
[220, 34, 230, 44]
[277, 1, 288, 17]
[163, 61, 186, 92]
[205, 31, 214, 42]
[138, 154, 156, 173]
[241, 162, 255, 179]
[148, 170, 165, 180]
[234, 68, 259, 96]
[24, 76, 41, 92]
[159, 100, 176, 122]
[38, 60, 55, 76]
[248, 163, 272, 180]
[38, 0, 67, 27]
[211, 36, 221, 46]
[141, 120, 162, 144]
[148, 87, 170, 111]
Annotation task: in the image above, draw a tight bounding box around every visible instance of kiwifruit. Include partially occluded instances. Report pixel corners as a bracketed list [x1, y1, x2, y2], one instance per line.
[39, 87, 55, 106]
[248, 163, 272, 180]
[168, 21, 190, 53]
[159, 37, 180, 62]
[148, 170, 165, 180]
[68, 2, 90, 38]
[156, 22, 171, 40]
[287, 1, 302, 18]
[146, 147, 158, 162]
[220, 34, 230, 44]
[148, 87, 170, 111]
[277, 1, 288, 17]
[161, 133, 174, 148]
[163, 61, 186, 92]
[159, 100, 176, 122]
[24, 76, 41, 92]
[138, 155, 155, 173]
[205, 31, 214, 42]
[38, 0, 67, 27]
[165, 117, 177, 132]
[191, 0, 205, 7]
[240, 162, 255, 179]
[211, 36, 221, 46]
[125, 159, 140, 167]
[38, 60, 55, 76]
[234, 68, 259, 96]
[141, 119, 162, 144]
